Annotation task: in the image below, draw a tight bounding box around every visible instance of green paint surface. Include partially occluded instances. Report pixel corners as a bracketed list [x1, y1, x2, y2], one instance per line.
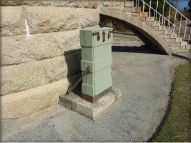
[80, 27, 113, 97]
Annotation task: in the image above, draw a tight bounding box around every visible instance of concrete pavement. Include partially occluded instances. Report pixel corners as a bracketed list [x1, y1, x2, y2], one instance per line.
[1, 36, 187, 142]
[172, 49, 191, 60]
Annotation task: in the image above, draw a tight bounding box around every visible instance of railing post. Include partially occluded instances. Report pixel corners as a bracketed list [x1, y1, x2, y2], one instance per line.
[162, 0, 166, 25]
[162, 0, 165, 16]
[178, 15, 182, 38]
[173, 10, 177, 34]
[189, 28, 191, 44]
[138, 0, 139, 7]
[156, 0, 158, 20]
[142, 0, 145, 12]
[184, 20, 188, 40]
[159, 15, 161, 25]
[168, 6, 171, 29]
[138, 0, 190, 41]
[149, 0, 151, 17]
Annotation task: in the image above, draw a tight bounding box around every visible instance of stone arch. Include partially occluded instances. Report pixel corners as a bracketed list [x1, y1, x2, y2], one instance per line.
[98, 6, 173, 55]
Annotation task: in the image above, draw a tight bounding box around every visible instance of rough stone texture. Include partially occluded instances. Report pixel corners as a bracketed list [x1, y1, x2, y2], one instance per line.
[1, 79, 67, 118]
[82, 1, 98, 8]
[1, 73, 81, 118]
[0, 0, 100, 120]
[1, 6, 99, 36]
[78, 8, 100, 28]
[2, 25, 99, 66]
[1, 30, 79, 65]
[0, 0, 98, 8]
[1, 51, 81, 96]
[0, 0, 124, 8]
[98, 1, 124, 11]
[24, 6, 79, 34]
[1, 6, 26, 36]
[59, 88, 122, 120]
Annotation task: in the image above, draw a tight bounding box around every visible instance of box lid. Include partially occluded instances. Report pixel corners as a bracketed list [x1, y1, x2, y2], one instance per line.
[80, 27, 113, 47]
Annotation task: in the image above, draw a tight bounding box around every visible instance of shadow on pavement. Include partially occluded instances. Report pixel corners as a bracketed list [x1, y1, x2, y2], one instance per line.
[112, 45, 164, 55]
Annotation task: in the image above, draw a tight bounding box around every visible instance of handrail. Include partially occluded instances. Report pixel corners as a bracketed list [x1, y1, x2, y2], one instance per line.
[164, 0, 191, 23]
[141, 0, 175, 27]
[132, 0, 191, 42]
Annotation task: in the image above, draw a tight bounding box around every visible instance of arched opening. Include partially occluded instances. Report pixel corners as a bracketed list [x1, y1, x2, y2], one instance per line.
[99, 15, 167, 55]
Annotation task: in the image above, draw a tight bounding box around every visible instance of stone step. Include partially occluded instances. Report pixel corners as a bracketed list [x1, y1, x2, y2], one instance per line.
[124, 1, 134, 7]
[132, 13, 140, 17]
[171, 47, 178, 52]
[168, 42, 181, 47]
[165, 38, 176, 43]
[170, 34, 177, 38]
[153, 25, 166, 31]
[132, 7, 141, 13]
[146, 17, 155, 22]
[162, 34, 171, 38]
[140, 12, 148, 18]
[177, 46, 186, 51]
[124, 7, 132, 12]
[145, 21, 153, 26]
[165, 37, 183, 43]
[164, 29, 172, 35]
[153, 26, 159, 30]
[158, 25, 166, 31]
[172, 46, 186, 52]
[181, 41, 188, 46]
[152, 21, 160, 27]
[138, 17, 146, 21]
[186, 44, 191, 50]
[158, 30, 165, 35]
[175, 37, 182, 42]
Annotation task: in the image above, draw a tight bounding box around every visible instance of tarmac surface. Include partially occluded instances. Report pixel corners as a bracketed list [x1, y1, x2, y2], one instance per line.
[1, 34, 187, 142]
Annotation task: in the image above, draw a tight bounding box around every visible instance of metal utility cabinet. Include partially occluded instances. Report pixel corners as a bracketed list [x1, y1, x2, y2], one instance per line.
[80, 27, 113, 103]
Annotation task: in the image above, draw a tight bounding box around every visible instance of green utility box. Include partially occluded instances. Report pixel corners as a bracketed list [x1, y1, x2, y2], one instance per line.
[80, 27, 113, 103]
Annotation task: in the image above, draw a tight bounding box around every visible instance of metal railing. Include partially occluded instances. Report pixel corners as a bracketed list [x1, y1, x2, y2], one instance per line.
[128, 0, 191, 43]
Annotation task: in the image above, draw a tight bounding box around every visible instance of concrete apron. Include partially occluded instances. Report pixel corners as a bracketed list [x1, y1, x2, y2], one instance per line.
[59, 88, 122, 120]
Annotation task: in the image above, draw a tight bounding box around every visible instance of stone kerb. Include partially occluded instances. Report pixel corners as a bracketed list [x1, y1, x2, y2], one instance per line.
[98, 6, 173, 55]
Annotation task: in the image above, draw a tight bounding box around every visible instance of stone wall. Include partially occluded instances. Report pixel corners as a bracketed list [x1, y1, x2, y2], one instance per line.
[1, 0, 126, 119]
[1, 1, 100, 118]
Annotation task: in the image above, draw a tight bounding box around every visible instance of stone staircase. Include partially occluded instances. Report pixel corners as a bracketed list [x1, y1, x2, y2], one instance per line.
[124, 0, 191, 53]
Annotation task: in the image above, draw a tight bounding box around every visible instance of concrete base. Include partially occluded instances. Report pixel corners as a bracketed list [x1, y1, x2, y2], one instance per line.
[59, 88, 122, 120]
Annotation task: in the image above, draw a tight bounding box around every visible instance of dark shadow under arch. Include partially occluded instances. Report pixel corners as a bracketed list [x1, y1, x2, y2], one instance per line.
[112, 45, 161, 54]
[100, 14, 168, 55]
